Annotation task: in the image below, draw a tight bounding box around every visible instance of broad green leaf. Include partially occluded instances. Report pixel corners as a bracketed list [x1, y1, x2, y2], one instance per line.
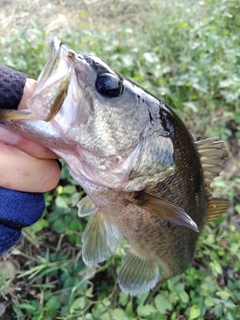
[100, 312, 111, 320]
[137, 304, 156, 317]
[71, 297, 87, 310]
[92, 303, 105, 318]
[216, 290, 231, 298]
[63, 185, 77, 194]
[189, 305, 201, 320]
[112, 308, 129, 320]
[53, 219, 67, 233]
[86, 287, 94, 298]
[235, 203, 240, 214]
[119, 292, 129, 306]
[214, 304, 223, 318]
[55, 196, 70, 211]
[154, 294, 168, 313]
[204, 297, 214, 307]
[46, 296, 61, 311]
[179, 290, 189, 303]
[31, 218, 49, 232]
[227, 310, 238, 320]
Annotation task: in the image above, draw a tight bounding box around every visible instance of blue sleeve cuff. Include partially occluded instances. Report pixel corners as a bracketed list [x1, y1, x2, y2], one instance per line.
[0, 187, 45, 254]
[0, 224, 22, 254]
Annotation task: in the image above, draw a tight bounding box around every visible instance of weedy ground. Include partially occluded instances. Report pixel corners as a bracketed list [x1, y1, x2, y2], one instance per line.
[0, 0, 239, 319]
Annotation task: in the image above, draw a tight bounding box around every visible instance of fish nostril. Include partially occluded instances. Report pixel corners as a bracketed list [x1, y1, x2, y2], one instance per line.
[67, 52, 74, 61]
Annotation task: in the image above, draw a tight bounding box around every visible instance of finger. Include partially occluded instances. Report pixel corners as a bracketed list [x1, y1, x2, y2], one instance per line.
[18, 78, 37, 110]
[0, 142, 61, 192]
[0, 127, 58, 159]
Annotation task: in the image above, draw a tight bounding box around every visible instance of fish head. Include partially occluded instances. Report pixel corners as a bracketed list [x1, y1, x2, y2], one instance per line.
[1, 37, 175, 190]
[28, 37, 147, 153]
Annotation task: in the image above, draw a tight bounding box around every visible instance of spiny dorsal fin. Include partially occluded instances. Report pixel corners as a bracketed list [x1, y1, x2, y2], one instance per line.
[207, 198, 230, 223]
[195, 138, 227, 196]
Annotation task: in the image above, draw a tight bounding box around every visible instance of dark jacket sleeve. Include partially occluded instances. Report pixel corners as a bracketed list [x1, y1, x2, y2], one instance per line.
[0, 66, 27, 110]
[0, 66, 45, 255]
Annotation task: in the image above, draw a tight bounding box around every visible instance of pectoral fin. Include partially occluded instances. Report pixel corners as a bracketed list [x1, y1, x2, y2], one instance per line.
[77, 196, 97, 217]
[207, 198, 230, 223]
[118, 247, 159, 296]
[134, 193, 199, 232]
[82, 210, 122, 267]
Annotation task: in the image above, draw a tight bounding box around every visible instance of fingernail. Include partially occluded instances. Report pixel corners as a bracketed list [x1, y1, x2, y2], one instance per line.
[0, 127, 20, 145]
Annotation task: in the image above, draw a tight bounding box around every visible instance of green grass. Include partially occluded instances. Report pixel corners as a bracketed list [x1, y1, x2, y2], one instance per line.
[0, 0, 239, 319]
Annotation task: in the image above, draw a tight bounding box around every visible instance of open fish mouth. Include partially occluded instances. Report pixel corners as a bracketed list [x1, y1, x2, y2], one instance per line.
[27, 37, 75, 121]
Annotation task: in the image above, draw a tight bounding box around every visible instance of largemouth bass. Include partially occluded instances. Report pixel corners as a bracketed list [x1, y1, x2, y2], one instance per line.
[0, 37, 229, 297]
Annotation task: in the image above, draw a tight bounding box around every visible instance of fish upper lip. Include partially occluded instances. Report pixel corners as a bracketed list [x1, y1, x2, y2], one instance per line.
[50, 37, 63, 64]
[33, 37, 75, 94]
[27, 37, 76, 121]
[51, 36, 62, 52]
[51, 37, 71, 59]
[51, 36, 75, 61]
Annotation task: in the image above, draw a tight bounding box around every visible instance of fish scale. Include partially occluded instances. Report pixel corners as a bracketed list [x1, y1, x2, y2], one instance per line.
[0, 37, 229, 300]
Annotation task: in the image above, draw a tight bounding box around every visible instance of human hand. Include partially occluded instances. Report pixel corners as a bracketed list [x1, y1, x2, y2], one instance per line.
[0, 78, 61, 192]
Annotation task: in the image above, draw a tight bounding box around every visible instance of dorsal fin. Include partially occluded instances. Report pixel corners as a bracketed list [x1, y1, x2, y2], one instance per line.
[195, 138, 227, 197]
[206, 198, 230, 223]
[195, 138, 230, 221]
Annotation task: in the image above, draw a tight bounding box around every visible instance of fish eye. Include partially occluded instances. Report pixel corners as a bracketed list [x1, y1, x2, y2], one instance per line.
[95, 73, 122, 97]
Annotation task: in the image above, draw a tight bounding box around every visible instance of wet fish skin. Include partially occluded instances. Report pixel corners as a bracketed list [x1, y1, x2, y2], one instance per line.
[0, 37, 229, 297]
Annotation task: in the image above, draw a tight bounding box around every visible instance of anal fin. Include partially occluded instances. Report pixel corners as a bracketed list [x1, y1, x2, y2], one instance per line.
[207, 198, 230, 223]
[82, 210, 122, 267]
[118, 247, 159, 296]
